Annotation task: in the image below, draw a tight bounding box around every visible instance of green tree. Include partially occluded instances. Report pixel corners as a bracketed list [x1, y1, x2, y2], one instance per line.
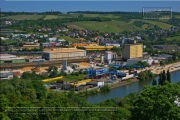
[131, 83, 180, 119]
[0, 94, 9, 112]
[158, 72, 163, 85]
[162, 70, 166, 84]
[166, 69, 171, 83]
[160, 61, 165, 66]
[152, 79, 157, 85]
[39, 43, 43, 51]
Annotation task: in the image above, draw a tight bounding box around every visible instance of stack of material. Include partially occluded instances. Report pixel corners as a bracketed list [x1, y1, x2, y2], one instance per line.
[78, 62, 91, 69]
[21, 67, 34, 72]
[33, 67, 47, 74]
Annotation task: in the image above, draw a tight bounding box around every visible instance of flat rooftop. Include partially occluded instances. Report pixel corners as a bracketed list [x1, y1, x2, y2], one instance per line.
[124, 44, 143, 46]
[43, 48, 85, 53]
[0, 54, 25, 60]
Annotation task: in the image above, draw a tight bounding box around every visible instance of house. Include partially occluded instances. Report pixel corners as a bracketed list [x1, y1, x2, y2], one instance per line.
[46, 37, 57, 42]
[13, 71, 22, 78]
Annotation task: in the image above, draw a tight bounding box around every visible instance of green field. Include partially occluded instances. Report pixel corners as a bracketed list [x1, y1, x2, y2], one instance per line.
[166, 36, 180, 41]
[83, 14, 121, 19]
[44, 15, 58, 20]
[175, 15, 180, 18]
[62, 74, 86, 82]
[58, 14, 79, 19]
[132, 19, 172, 29]
[64, 20, 147, 32]
[2, 15, 43, 20]
[57, 36, 78, 43]
[1, 13, 174, 32]
[64, 18, 173, 32]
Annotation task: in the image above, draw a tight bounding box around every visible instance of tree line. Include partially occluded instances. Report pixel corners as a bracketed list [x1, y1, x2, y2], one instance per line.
[0, 75, 179, 119]
[152, 69, 171, 85]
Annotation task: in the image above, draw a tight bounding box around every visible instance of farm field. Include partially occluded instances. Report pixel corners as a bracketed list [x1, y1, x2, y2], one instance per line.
[64, 20, 143, 32]
[44, 15, 58, 20]
[2, 15, 44, 20]
[132, 19, 173, 29]
[83, 14, 121, 19]
[64, 18, 173, 32]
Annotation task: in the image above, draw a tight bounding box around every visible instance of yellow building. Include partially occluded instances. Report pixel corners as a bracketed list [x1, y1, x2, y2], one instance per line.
[84, 46, 113, 51]
[122, 44, 143, 60]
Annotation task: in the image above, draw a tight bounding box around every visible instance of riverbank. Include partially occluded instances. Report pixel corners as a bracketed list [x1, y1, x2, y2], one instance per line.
[145, 61, 180, 75]
[110, 78, 139, 89]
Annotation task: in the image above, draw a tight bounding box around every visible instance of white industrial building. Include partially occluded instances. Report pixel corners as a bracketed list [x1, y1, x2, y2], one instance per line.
[105, 51, 117, 64]
[86, 81, 104, 87]
[126, 57, 154, 65]
[42, 48, 86, 60]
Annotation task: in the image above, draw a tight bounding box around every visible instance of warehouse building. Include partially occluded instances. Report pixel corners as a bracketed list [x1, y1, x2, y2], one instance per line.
[126, 57, 154, 65]
[0, 54, 26, 64]
[122, 44, 143, 60]
[42, 48, 86, 60]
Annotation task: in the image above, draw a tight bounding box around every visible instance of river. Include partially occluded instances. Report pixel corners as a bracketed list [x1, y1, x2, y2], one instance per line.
[86, 70, 180, 104]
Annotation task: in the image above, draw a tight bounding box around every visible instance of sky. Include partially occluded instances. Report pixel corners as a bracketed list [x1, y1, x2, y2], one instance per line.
[0, 1, 180, 12]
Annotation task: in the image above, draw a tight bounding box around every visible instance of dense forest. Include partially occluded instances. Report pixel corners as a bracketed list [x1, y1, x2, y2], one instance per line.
[0, 75, 180, 120]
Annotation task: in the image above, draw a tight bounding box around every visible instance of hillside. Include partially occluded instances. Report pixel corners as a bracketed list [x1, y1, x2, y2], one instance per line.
[1, 13, 176, 32]
[64, 19, 172, 32]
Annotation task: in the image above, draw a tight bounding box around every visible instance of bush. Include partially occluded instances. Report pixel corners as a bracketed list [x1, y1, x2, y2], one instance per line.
[100, 85, 111, 92]
[74, 72, 79, 76]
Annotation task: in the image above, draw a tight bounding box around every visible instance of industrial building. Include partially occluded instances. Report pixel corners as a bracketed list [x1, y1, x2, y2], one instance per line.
[84, 44, 114, 51]
[126, 57, 154, 65]
[0, 54, 26, 64]
[86, 67, 109, 79]
[72, 43, 114, 51]
[105, 51, 117, 64]
[42, 48, 86, 60]
[122, 44, 143, 60]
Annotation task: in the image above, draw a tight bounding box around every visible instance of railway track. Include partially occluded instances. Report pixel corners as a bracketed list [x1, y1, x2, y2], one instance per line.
[0, 58, 89, 70]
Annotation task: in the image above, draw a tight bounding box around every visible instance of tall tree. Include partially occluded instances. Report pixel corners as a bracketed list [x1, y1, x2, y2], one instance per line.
[152, 79, 157, 85]
[166, 69, 171, 83]
[158, 72, 163, 85]
[39, 43, 43, 51]
[162, 70, 166, 84]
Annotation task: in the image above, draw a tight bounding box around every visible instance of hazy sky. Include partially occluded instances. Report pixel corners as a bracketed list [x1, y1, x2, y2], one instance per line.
[1, 1, 180, 12]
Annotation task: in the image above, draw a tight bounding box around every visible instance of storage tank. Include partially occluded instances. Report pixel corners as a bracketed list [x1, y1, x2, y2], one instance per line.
[105, 51, 112, 64]
[100, 54, 104, 63]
